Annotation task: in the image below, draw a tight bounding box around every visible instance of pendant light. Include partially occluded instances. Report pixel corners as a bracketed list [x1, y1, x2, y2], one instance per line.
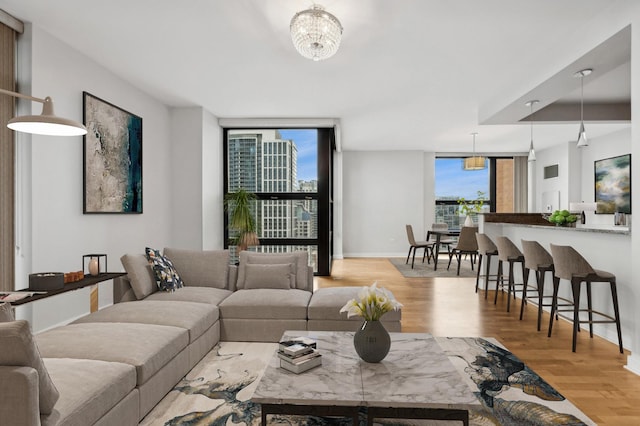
[525, 100, 538, 162]
[463, 132, 486, 170]
[574, 68, 592, 148]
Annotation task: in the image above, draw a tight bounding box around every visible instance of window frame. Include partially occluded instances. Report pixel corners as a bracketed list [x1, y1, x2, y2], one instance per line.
[222, 127, 333, 276]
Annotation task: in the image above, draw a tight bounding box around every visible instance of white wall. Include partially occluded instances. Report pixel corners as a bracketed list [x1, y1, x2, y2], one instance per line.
[579, 128, 631, 226]
[170, 107, 204, 249]
[202, 109, 224, 250]
[20, 26, 175, 331]
[341, 151, 433, 257]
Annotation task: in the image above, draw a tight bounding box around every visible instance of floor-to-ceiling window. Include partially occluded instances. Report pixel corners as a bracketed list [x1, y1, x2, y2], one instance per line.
[435, 157, 516, 227]
[223, 128, 333, 275]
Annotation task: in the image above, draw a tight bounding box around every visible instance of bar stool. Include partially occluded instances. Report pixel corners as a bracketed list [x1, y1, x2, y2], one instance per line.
[475, 233, 499, 299]
[520, 240, 558, 331]
[549, 244, 623, 353]
[494, 236, 526, 313]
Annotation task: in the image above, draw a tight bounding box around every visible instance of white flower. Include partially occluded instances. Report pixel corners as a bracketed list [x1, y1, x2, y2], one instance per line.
[339, 282, 403, 321]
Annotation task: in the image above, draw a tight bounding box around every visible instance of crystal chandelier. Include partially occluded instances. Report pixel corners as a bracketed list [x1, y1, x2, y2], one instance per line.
[290, 4, 343, 61]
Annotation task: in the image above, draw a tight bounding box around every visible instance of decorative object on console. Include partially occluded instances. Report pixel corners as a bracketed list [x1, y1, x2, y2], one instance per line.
[83, 92, 142, 214]
[463, 132, 486, 170]
[594, 154, 631, 214]
[83, 253, 107, 276]
[340, 282, 402, 363]
[29, 272, 64, 291]
[0, 88, 87, 136]
[290, 4, 343, 62]
[145, 247, 184, 292]
[574, 68, 592, 148]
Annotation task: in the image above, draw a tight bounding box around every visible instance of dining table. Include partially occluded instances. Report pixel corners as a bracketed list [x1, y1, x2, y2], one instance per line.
[426, 228, 461, 271]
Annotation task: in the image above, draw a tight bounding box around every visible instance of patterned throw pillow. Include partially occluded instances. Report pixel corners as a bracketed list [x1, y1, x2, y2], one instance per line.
[145, 247, 184, 292]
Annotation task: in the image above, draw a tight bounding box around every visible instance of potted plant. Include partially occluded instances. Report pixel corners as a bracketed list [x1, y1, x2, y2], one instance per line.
[458, 191, 486, 226]
[224, 188, 259, 252]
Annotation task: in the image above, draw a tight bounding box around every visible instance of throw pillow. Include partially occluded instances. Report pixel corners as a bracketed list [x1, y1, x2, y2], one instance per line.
[0, 320, 60, 414]
[243, 263, 293, 290]
[237, 251, 309, 290]
[120, 254, 158, 299]
[145, 247, 184, 292]
[0, 302, 14, 322]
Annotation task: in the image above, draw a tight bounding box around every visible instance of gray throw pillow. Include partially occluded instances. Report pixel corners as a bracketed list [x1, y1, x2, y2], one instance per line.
[237, 251, 309, 290]
[0, 302, 14, 322]
[120, 254, 158, 299]
[243, 263, 293, 290]
[0, 320, 59, 414]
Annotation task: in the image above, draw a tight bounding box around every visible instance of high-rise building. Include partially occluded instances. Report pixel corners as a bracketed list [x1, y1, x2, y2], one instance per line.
[227, 130, 300, 242]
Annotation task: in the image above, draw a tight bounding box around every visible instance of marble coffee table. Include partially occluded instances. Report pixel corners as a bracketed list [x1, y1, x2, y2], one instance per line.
[251, 331, 481, 425]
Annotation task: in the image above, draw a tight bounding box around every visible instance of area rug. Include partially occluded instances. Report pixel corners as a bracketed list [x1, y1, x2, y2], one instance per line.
[388, 257, 478, 278]
[140, 338, 594, 426]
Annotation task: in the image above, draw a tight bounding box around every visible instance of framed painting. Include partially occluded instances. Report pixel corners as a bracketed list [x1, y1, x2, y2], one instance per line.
[594, 153, 631, 214]
[83, 92, 143, 214]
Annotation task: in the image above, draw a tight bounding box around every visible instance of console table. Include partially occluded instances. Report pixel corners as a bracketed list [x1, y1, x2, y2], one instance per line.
[7, 272, 126, 312]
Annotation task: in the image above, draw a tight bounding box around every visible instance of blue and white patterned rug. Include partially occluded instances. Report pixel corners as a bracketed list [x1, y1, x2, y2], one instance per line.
[140, 338, 594, 426]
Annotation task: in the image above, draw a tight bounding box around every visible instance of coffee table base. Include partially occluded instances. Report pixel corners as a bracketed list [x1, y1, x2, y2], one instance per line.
[261, 403, 360, 425]
[367, 406, 469, 426]
[260, 404, 469, 426]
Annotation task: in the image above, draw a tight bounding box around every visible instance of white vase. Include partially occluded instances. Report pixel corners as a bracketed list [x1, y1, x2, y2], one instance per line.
[464, 215, 474, 227]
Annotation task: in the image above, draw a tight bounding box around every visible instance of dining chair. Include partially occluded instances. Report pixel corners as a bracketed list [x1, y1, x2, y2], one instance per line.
[405, 225, 434, 269]
[446, 226, 478, 275]
[428, 223, 455, 257]
[549, 244, 623, 353]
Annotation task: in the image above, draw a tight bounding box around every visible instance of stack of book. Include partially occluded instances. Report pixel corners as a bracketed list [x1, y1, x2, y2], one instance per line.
[278, 337, 321, 374]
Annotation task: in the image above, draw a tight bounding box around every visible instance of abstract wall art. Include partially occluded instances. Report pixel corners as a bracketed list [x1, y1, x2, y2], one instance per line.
[594, 153, 631, 214]
[83, 92, 142, 214]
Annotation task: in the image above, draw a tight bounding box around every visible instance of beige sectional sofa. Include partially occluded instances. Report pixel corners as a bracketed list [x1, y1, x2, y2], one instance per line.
[0, 249, 401, 426]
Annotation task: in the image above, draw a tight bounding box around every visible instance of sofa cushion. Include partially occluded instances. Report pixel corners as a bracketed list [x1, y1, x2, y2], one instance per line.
[308, 287, 402, 322]
[120, 254, 157, 300]
[244, 263, 293, 290]
[72, 300, 218, 343]
[0, 302, 13, 322]
[0, 320, 59, 415]
[36, 323, 188, 386]
[42, 358, 136, 426]
[163, 248, 229, 289]
[144, 286, 233, 305]
[237, 251, 309, 290]
[146, 247, 184, 292]
[219, 289, 311, 320]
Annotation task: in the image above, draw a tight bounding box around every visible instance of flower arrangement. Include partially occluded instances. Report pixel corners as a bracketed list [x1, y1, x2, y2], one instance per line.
[340, 282, 403, 321]
[458, 190, 487, 216]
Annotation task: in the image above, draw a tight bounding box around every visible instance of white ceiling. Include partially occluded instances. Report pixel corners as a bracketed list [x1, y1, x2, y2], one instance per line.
[0, 0, 633, 153]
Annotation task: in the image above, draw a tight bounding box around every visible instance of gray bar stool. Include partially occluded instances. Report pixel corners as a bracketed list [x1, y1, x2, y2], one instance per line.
[521, 240, 560, 331]
[549, 244, 623, 353]
[475, 233, 499, 299]
[495, 236, 525, 313]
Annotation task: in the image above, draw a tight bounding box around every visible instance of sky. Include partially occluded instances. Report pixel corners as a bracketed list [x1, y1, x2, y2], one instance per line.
[279, 129, 317, 181]
[435, 158, 489, 200]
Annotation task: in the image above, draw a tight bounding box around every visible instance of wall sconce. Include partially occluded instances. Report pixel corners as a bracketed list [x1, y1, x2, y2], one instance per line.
[0, 88, 87, 136]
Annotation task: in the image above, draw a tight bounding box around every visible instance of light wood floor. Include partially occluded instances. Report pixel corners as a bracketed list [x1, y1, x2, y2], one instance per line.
[314, 257, 640, 425]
